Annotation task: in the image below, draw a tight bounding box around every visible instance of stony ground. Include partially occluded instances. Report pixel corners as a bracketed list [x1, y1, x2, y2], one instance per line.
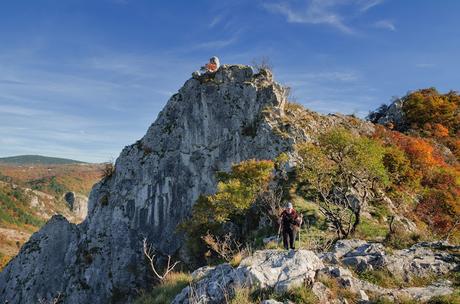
[172, 240, 460, 304]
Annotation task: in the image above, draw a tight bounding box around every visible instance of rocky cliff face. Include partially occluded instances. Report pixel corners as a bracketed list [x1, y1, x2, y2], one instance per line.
[0, 65, 376, 304]
[0, 65, 289, 304]
[64, 191, 88, 220]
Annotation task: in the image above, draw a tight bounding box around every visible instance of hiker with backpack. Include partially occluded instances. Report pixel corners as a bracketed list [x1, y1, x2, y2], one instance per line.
[279, 202, 302, 250]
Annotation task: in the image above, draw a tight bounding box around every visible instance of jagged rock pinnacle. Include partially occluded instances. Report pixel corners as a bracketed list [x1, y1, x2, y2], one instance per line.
[0, 64, 291, 304]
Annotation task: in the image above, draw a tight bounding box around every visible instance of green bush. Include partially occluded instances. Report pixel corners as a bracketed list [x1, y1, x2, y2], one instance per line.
[181, 159, 274, 263]
[384, 228, 422, 250]
[0, 187, 44, 228]
[355, 217, 388, 241]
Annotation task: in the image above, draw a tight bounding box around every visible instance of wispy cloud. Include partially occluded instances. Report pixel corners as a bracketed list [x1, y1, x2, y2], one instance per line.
[0, 48, 197, 162]
[415, 63, 436, 68]
[190, 34, 239, 50]
[359, 0, 384, 12]
[290, 71, 359, 82]
[264, 1, 353, 34]
[209, 15, 223, 28]
[0, 105, 52, 116]
[264, 0, 386, 34]
[277, 68, 378, 117]
[374, 19, 396, 31]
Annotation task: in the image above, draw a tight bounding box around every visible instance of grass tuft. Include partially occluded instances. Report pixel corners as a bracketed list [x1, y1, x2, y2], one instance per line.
[134, 272, 192, 304]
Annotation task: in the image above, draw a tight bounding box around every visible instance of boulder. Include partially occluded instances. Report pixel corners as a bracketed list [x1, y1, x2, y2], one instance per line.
[241, 250, 324, 292]
[172, 250, 324, 304]
[385, 244, 459, 279]
[341, 243, 387, 272]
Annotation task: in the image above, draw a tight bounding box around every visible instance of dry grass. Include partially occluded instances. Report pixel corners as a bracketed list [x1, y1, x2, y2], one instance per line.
[357, 268, 439, 289]
[0, 252, 12, 271]
[230, 287, 255, 304]
[229, 251, 245, 267]
[134, 272, 192, 304]
[278, 285, 319, 304]
[317, 273, 358, 303]
[264, 240, 280, 250]
[202, 232, 249, 267]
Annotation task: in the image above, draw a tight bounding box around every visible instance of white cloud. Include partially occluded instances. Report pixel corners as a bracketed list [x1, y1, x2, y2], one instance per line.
[374, 19, 396, 31]
[264, 0, 386, 34]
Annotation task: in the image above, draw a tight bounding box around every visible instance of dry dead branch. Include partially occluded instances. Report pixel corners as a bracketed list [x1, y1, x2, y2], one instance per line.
[142, 238, 180, 283]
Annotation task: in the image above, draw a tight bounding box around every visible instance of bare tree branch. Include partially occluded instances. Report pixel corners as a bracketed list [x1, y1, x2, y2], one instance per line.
[143, 238, 180, 283]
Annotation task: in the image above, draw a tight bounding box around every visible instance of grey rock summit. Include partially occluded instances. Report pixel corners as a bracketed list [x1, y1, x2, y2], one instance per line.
[0, 65, 292, 304]
[0, 65, 376, 304]
[172, 241, 459, 304]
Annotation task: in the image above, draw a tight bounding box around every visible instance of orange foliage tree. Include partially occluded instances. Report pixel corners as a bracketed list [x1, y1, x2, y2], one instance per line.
[402, 88, 459, 134]
[373, 125, 460, 238]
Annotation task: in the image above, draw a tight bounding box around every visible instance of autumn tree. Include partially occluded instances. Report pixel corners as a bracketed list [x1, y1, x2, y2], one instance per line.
[402, 88, 459, 134]
[182, 159, 274, 260]
[296, 128, 389, 239]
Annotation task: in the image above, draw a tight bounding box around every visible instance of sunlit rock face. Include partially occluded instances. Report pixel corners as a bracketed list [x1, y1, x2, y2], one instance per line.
[0, 64, 380, 304]
[0, 65, 291, 304]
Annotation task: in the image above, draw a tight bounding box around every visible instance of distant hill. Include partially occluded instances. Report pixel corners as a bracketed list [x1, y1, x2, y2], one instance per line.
[0, 160, 104, 270]
[0, 155, 86, 165]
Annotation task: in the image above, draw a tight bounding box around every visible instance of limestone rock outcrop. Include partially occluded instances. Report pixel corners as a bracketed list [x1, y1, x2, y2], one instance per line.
[0, 65, 291, 304]
[172, 242, 459, 304]
[172, 250, 325, 304]
[320, 239, 459, 278]
[0, 65, 377, 304]
[65, 191, 88, 220]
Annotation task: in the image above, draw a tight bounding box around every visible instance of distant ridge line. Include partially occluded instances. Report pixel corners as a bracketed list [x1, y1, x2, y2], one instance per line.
[0, 155, 87, 165]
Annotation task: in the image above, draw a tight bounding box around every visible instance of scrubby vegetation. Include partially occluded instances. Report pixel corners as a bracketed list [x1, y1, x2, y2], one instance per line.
[134, 272, 191, 304]
[373, 125, 460, 242]
[0, 184, 44, 229]
[357, 268, 435, 289]
[180, 111, 459, 268]
[181, 159, 274, 264]
[296, 128, 390, 239]
[402, 88, 459, 135]
[0, 163, 103, 271]
[0, 163, 103, 197]
[159, 91, 459, 302]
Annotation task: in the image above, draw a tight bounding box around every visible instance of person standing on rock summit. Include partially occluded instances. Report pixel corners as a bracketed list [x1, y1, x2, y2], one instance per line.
[192, 56, 221, 78]
[279, 202, 302, 250]
[204, 56, 220, 73]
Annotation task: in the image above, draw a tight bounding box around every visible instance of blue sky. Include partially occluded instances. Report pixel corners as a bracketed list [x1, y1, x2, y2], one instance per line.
[0, 0, 459, 162]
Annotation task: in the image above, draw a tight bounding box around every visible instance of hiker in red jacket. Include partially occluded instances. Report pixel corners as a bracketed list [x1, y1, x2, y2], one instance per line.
[204, 56, 220, 73]
[279, 202, 301, 250]
[192, 56, 221, 79]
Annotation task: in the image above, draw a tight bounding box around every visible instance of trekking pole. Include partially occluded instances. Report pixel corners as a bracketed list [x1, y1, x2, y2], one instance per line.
[277, 223, 282, 247]
[298, 214, 303, 249]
